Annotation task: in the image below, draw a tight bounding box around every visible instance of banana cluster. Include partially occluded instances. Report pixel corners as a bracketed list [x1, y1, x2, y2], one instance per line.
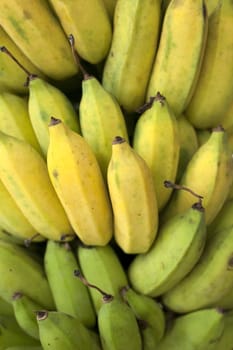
[0, 0, 233, 349]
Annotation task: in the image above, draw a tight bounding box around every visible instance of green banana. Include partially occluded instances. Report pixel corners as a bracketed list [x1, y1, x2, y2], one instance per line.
[0, 240, 55, 309]
[102, 0, 161, 112]
[0, 131, 74, 241]
[76, 244, 128, 313]
[207, 198, 233, 238]
[36, 310, 101, 350]
[0, 295, 14, 317]
[215, 310, 233, 349]
[5, 347, 42, 350]
[0, 228, 25, 245]
[11, 292, 42, 340]
[47, 118, 113, 246]
[156, 308, 225, 350]
[215, 286, 233, 310]
[162, 225, 233, 313]
[120, 286, 165, 349]
[133, 93, 180, 211]
[44, 240, 96, 328]
[128, 201, 206, 297]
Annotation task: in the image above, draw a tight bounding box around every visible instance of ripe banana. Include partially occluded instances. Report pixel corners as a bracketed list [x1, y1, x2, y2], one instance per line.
[162, 225, 233, 313]
[107, 136, 159, 254]
[49, 0, 112, 64]
[76, 244, 128, 313]
[0, 131, 74, 241]
[185, 0, 233, 128]
[120, 286, 165, 349]
[37, 310, 101, 350]
[102, 0, 161, 112]
[44, 240, 96, 328]
[215, 310, 233, 350]
[128, 201, 206, 297]
[133, 93, 180, 211]
[161, 126, 233, 225]
[0, 0, 78, 80]
[156, 308, 225, 350]
[12, 292, 42, 340]
[147, 0, 208, 116]
[47, 118, 113, 246]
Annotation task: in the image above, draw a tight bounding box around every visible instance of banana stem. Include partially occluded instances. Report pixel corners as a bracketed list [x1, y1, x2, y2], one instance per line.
[164, 180, 203, 203]
[136, 91, 165, 114]
[68, 34, 91, 81]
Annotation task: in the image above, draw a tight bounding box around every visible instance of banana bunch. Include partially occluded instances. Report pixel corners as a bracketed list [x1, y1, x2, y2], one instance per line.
[0, 0, 233, 348]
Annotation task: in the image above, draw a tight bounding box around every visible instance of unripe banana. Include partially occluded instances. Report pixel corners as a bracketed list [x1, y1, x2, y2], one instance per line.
[0, 227, 25, 246]
[185, 0, 233, 128]
[207, 198, 233, 238]
[156, 308, 225, 350]
[0, 0, 78, 80]
[162, 225, 233, 313]
[44, 240, 96, 328]
[0, 131, 74, 241]
[102, 0, 161, 112]
[5, 347, 42, 350]
[0, 240, 54, 309]
[0, 295, 14, 317]
[76, 244, 128, 313]
[120, 286, 165, 349]
[12, 292, 42, 340]
[215, 286, 233, 310]
[133, 93, 180, 210]
[147, 0, 208, 116]
[107, 136, 159, 254]
[49, 0, 112, 64]
[215, 310, 233, 350]
[161, 126, 233, 225]
[128, 201, 206, 297]
[36, 310, 101, 350]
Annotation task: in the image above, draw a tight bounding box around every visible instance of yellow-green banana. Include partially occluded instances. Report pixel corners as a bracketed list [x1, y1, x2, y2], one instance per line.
[147, 0, 208, 116]
[133, 93, 180, 211]
[185, 0, 233, 128]
[196, 128, 211, 147]
[76, 244, 128, 313]
[0, 0, 78, 80]
[128, 201, 206, 297]
[161, 127, 233, 225]
[0, 131, 74, 241]
[47, 118, 113, 246]
[156, 308, 225, 350]
[102, 0, 161, 112]
[120, 286, 165, 349]
[222, 98, 233, 131]
[12, 292, 42, 340]
[44, 240, 96, 328]
[0, 227, 25, 245]
[5, 347, 42, 350]
[207, 198, 233, 238]
[48, 0, 112, 64]
[205, 0, 220, 16]
[37, 310, 101, 350]
[107, 136, 159, 254]
[102, 0, 117, 20]
[0, 295, 14, 317]
[215, 286, 233, 310]
[215, 310, 233, 350]
[0, 240, 54, 309]
[162, 225, 233, 313]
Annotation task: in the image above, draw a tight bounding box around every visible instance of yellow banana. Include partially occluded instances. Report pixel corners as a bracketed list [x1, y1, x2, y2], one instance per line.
[0, 131, 74, 241]
[107, 136, 159, 254]
[147, 0, 208, 116]
[0, 0, 78, 80]
[161, 126, 233, 225]
[102, 0, 161, 112]
[185, 0, 233, 128]
[47, 118, 113, 246]
[48, 0, 112, 64]
[133, 93, 180, 211]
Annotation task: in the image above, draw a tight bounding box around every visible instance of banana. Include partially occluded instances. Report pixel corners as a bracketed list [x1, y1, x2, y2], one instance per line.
[0, 0, 78, 80]
[205, 0, 220, 16]
[156, 308, 225, 350]
[44, 240, 96, 328]
[48, 0, 112, 64]
[207, 198, 233, 238]
[162, 225, 233, 313]
[196, 128, 211, 147]
[161, 126, 233, 225]
[5, 347, 42, 350]
[215, 286, 233, 310]
[12, 292, 42, 340]
[0, 131, 74, 241]
[76, 244, 128, 313]
[222, 98, 233, 131]
[215, 310, 233, 350]
[128, 201, 206, 297]
[0, 227, 25, 245]
[185, 0, 233, 129]
[147, 0, 208, 116]
[133, 93, 180, 211]
[102, 0, 117, 20]
[36, 310, 101, 350]
[47, 118, 113, 246]
[107, 136, 159, 254]
[0, 315, 40, 349]
[0, 295, 14, 317]
[102, 0, 161, 112]
[120, 286, 165, 349]
[0, 240, 55, 309]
